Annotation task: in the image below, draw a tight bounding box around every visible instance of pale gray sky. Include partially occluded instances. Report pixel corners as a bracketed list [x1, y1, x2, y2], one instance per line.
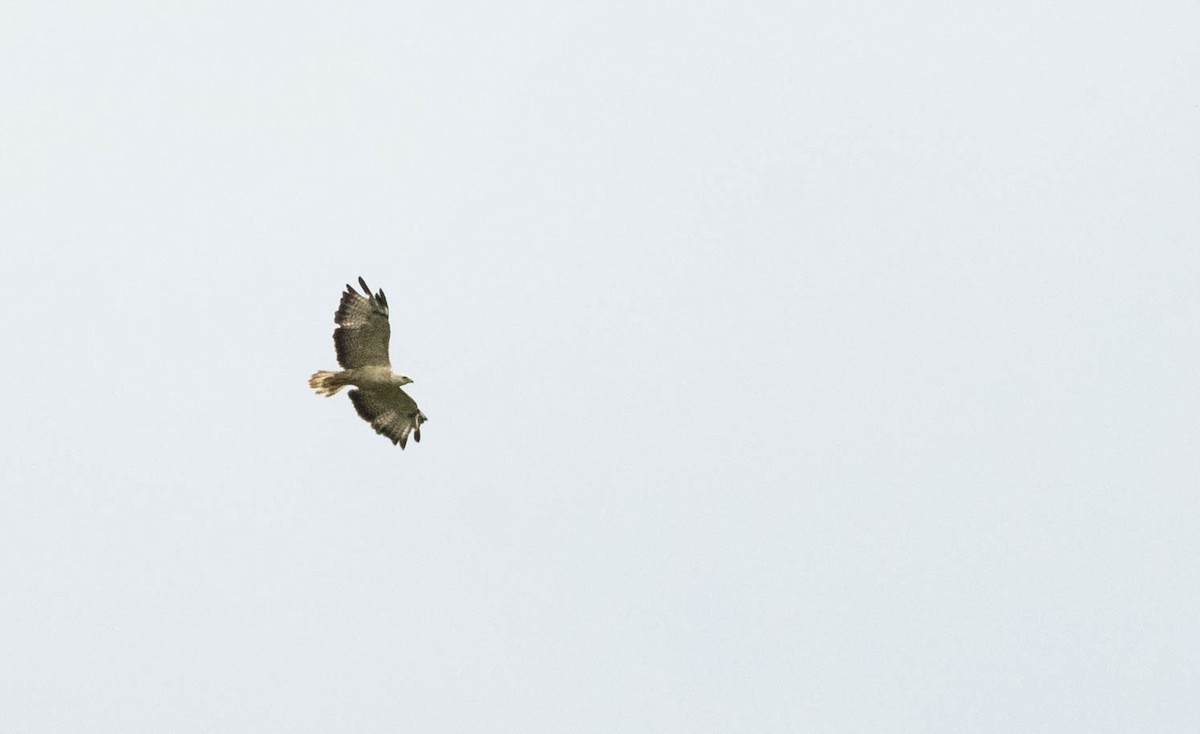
[3, 1, 1199, 731]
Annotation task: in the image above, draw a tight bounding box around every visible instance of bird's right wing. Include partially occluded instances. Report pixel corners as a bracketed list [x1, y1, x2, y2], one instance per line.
[333, 276, 392, 369]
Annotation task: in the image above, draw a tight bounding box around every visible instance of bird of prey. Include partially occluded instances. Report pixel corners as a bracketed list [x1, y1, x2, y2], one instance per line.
[309, 277, 428, 448]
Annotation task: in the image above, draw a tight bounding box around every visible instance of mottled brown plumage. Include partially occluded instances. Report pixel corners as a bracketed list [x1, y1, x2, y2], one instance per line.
[309, 277, 427, 448]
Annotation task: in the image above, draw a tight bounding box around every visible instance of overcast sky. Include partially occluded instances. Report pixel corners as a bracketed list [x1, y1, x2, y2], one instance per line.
[3, 1, 1199, 731]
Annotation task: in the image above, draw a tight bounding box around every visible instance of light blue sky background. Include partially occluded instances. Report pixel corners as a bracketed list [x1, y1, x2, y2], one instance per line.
[3, 1, 1198, 731]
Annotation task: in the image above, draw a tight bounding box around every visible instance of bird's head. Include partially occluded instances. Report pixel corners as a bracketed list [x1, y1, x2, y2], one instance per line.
[394, 374, 414, 386]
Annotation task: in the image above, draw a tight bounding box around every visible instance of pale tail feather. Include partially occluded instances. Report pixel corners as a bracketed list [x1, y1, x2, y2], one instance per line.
[309, 370, 349, 396]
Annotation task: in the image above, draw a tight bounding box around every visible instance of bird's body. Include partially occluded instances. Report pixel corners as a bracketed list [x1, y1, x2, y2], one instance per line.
[309, 277, 427, 448]
[311, 365, 406, 393]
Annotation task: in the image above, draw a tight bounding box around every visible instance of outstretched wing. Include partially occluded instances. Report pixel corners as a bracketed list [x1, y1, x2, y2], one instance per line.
[348, 386, 428, 448]
[334, 276, 391, 368]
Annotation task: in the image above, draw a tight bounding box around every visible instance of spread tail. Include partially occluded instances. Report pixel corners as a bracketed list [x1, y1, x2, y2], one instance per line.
[309, 370, 349, 396]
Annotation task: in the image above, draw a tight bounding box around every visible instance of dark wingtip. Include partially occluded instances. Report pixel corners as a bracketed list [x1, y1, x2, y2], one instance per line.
[358, 276, 371, 295]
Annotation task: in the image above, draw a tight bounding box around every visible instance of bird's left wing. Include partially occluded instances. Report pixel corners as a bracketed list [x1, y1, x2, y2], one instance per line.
[348, 386, 428, 448]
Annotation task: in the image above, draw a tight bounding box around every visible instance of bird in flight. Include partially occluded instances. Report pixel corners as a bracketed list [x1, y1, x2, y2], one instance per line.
[309, 277, 428, 448]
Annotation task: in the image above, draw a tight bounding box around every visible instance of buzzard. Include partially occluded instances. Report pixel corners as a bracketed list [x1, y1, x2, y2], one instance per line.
[309, 277, 428, 448]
